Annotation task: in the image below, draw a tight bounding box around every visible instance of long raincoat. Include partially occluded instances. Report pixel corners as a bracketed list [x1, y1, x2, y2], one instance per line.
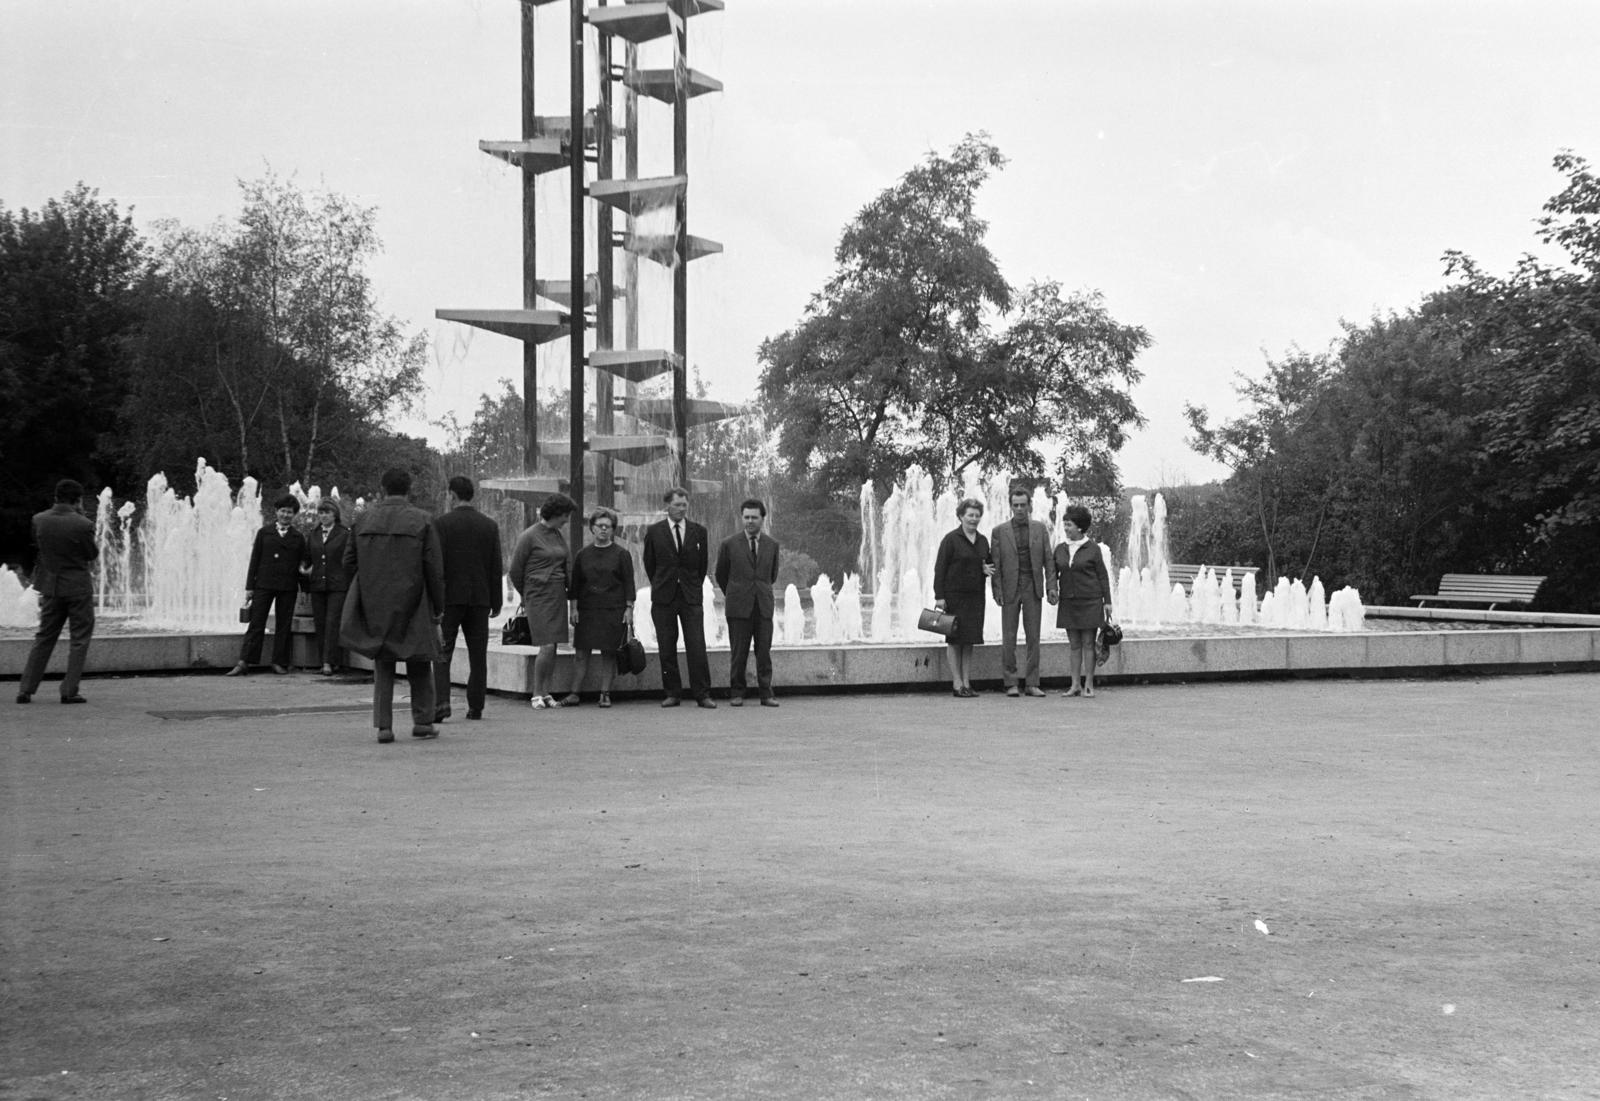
[339, 496, 445, 662]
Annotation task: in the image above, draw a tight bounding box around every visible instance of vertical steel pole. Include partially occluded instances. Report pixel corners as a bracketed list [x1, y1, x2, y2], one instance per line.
[595, 12, 615, 508]
[568, 0, 586, 521]
[521, 0, 540, 522]
[672, 4, 689, 489]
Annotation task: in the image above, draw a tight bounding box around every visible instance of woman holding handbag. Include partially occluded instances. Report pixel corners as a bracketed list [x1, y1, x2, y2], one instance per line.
[1053, 504, 1113, 698]
[507, 493, 576, 709]
[932, 497, 996, 698]
[560, 507, 635, 708]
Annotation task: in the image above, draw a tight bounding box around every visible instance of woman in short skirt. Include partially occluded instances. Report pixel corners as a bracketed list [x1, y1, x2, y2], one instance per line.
[1053, 504, 1112, 698]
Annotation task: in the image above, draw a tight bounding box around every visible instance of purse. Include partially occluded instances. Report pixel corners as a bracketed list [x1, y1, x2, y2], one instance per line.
[917, 607, 959, 639]
[500, 605, 532, 647]
[1095, 617, 1122, 667]
[615, 620, 647, 676]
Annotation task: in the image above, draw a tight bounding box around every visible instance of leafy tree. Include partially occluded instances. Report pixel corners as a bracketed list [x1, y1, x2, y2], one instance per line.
[119, 172, 427, 493]
[759, 136, 1147, 497]
[0, 184, 149, 561]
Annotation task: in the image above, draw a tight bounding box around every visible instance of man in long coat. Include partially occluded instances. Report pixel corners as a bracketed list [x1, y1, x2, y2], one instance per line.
[340, 468, 446, 743]
[16, 479, 98, 705]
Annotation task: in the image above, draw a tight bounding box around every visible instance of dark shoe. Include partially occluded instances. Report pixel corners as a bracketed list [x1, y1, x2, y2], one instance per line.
[466, 709, 483, 720]
[411, 725, 439, 739]
[558, 693, 581, 707]
[61, 695, 87, 705]
[729, 696, 744, 707]
[433, 707, 452, 723]
[760, 698, 780, 708]
[271, 665, 290, 675]
[1005, 685, 1020, 698]
[1024, 686, 1047, 698]
[377, 729, 395, 744]
[225, 662, 249, 677]
[696, 696, 717, 710]
[15, 692, 30, 704]
[660, 696, 681, 708]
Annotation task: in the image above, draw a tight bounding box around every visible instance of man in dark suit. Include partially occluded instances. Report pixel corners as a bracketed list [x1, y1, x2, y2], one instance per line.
[989, 485, 1058, 698]
[227, 493, 307, 676]
[642, 486, 715, 708]
[431, 475, 504, 722]
[714, 497, 781, 708]
[16, 479, 98, 705]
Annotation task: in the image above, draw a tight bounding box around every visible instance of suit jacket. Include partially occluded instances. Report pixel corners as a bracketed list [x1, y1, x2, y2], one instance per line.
[1054, 540, 1113, 604]
[303, 523, 351, 593]
[246, 524, 307, 593]
[642, 517, 709, 606]
[433, 504, 504, 614]
[989, 518, 1056, 603]
[30, 503, 98, 598]
[715, 531, 780, 620]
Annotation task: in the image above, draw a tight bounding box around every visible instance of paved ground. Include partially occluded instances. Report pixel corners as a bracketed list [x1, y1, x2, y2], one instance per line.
[2, 671, 1598, 1100]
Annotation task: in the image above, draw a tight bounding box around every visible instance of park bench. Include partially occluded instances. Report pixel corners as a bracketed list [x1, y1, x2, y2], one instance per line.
[1167, 563, 1260, 594]
[1410, 573, 1546, 610]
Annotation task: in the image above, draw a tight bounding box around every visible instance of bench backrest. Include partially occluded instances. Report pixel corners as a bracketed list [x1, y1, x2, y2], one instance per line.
[1167, 563, 1260, 593]
[1433, 573, 1546, 600]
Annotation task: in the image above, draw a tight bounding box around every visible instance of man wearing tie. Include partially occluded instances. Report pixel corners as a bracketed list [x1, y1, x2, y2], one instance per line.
[714, 498, 781, 708]
[642, 486, 715, 709]
[227, 494, 307, 676]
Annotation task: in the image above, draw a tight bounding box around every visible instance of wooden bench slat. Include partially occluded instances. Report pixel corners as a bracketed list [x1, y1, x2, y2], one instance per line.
[1411, 573, 1546, 609]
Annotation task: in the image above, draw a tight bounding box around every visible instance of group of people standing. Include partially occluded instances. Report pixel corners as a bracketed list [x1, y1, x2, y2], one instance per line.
[507, 486, 782, 714]
[933, 488, 1113, 699]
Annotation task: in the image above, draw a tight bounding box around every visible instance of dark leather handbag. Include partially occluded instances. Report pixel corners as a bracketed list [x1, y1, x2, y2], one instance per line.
[1095, 617, 1122, 667]
[615, 621, 647, 676]
[917, 607, 958, 639]
[501, 606, 532, 647]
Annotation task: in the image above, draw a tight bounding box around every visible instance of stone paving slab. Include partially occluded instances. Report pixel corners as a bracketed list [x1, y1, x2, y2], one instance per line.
[2, 671, 1598, 1099]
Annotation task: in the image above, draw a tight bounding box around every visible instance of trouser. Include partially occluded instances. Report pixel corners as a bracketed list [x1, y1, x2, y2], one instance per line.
[433, 604, 490, 713]
[19, 591, 95, 698]
[726, 614, 775, 699]
[310, 590, 347, 667]
[373, 658, 435, 731]
[999, 575, 1043, 687]
[652, 600, 710, 699]
[240, 588, 296, 667]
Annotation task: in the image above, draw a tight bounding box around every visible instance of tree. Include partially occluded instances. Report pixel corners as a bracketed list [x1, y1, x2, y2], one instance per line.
[0, 184, 150, 561]
[119, 172, 427, 493]
[758, 135, 1147, 497]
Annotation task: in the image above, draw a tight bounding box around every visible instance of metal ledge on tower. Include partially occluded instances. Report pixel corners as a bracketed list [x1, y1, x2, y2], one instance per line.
[479, 139, 569, 175]
[626, 397, 746, 429]
[623, 68, 723, 103]
[588, 1, 724, 44]
[590, 176, 686, 218]
[622, 232, 722, 267]
[479, 476, 567, 502]
[589, 348, 681, 383]
[535, 276, 626, 309]
[532, 111, 607, 145]
[435, 309, 570, 345]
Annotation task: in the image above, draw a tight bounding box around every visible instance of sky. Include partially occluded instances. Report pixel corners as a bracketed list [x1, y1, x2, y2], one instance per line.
[6, 0, 1600, 489]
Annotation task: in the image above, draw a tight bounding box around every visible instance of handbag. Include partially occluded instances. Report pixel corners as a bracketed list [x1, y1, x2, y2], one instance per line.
[615, 620, 647, 676]
[1095, 616, 1123, 667]
[237, 597, 251, 624]
[917, 607, 959, 639]
[500, 605, 532, 647]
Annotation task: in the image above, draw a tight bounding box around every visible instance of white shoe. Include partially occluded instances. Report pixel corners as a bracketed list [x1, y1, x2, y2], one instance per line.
[531, 696, 549, 709]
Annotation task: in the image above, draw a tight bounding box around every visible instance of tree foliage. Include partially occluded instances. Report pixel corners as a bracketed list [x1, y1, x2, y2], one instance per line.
[1181, 152, 1600, 610]
[118, 172, 427, 493]
[0, 184, 149, 559]
[758, 135, 1148, 497]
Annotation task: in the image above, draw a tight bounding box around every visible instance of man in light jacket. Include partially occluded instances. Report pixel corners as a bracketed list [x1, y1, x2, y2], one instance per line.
[989, 486, 1058, 698]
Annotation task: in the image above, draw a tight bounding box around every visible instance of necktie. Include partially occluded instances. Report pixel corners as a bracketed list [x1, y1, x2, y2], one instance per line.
[750, 536, 759, 562]
[673, 523, 682, 553]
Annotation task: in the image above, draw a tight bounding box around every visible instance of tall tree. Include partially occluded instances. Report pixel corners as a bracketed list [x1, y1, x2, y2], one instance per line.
[758, 135, 1147, 496]
[0, 184, 149, 561]
[120, 172, 427, 492]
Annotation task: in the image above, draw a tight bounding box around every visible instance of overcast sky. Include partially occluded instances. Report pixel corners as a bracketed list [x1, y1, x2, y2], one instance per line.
[6, 0, 1599, 488]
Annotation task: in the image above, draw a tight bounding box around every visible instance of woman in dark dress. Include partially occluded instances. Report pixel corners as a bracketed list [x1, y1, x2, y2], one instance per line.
[932, 497, 996, 698]
[1053, 504, 1113, 698]
[300, 499, 351, 675]
[507, 493, 576, 710]
[561, 507, 636, 709]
